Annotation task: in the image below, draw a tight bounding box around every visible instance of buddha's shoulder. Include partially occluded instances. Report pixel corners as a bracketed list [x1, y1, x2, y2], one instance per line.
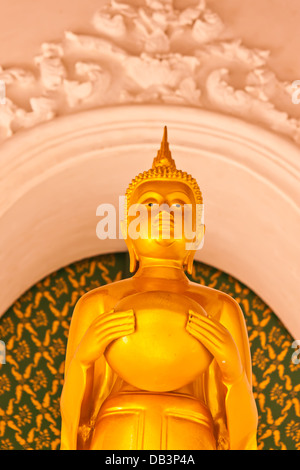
[74, 277, 136, 312]
[186, 280, 241, 317]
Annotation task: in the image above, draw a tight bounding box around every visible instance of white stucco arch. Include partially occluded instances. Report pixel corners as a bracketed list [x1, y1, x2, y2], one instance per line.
[0, 105, 299, 337]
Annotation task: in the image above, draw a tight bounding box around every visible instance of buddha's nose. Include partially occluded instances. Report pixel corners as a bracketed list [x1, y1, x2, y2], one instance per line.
[153, 210, 174, 226]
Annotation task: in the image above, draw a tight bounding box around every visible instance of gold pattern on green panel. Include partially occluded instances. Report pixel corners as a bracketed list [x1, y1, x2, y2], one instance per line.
[0, 253, 299, 450]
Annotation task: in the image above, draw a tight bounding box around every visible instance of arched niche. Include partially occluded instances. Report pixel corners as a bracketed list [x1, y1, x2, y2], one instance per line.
[0, 105, 299, 337]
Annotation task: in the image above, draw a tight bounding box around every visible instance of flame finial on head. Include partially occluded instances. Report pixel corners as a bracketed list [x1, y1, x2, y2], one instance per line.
[152, 126, 176, 171]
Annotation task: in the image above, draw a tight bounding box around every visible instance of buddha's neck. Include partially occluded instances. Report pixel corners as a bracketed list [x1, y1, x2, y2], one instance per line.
[133, 256, 188, 282]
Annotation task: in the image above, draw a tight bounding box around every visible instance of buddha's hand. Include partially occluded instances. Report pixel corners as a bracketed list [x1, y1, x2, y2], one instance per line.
[74, 309, 135, 367]
[186, 310, 243, 384]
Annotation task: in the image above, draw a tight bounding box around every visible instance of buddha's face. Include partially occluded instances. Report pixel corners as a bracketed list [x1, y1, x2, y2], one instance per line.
[125, 180, 204, 263]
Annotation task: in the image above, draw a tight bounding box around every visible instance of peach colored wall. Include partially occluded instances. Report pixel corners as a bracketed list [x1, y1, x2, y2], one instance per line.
[1, 0, 300, 82]
[0, 0, 299, 338]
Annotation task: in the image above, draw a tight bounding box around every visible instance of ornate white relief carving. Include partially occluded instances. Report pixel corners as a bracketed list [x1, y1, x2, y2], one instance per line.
[0, 66, 35, 86]
[206, 68, 300, 144]
[0, 0, 300, 146]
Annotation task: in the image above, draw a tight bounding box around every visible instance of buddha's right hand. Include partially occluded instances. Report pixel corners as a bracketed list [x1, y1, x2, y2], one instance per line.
[74, 308, 135, 367]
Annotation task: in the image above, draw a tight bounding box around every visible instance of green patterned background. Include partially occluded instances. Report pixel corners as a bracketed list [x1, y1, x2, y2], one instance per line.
[0, 252, 299, 450]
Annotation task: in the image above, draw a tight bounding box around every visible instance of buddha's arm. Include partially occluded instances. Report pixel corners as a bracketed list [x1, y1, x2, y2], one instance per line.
[202, 359, 229, 449]
[60, 294, 98, 450]
[60, 350, 93, 449]
[60, 294, 135, 450]
[204, 360, 257, 450]
[187, 297, 258, 450]
[222, 371, 258, 450]
[218, 297, 258, 450]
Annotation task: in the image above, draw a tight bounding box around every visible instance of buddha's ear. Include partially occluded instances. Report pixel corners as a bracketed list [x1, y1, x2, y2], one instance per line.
[184, 250, 195, 275]
[120, 219, 138, 273]
[128, 241, 138, 273]
[184, 223, 205, 275]
[196, 223, 205, 250]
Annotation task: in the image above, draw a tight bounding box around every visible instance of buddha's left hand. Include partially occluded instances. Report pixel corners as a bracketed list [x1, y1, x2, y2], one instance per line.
[186, 310, 243, 384]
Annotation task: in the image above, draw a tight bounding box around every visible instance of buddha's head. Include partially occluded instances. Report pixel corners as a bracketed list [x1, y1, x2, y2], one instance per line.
[121, 127, 205, 274]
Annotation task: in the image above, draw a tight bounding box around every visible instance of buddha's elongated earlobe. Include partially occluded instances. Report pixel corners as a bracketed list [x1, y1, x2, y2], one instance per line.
[120, 219, 138, 272]
[184, 223, 205, 274]
[128, 240, 138, 273]
[187, 251, 195, 275]
[183, 251, 195, 275]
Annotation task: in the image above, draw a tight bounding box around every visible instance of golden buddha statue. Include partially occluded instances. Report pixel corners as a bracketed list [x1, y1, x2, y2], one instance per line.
[60, 127, 258, 450]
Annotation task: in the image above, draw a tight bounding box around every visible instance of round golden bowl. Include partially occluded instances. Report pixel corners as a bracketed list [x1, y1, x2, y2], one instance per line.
[105, 291, 213, 392]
